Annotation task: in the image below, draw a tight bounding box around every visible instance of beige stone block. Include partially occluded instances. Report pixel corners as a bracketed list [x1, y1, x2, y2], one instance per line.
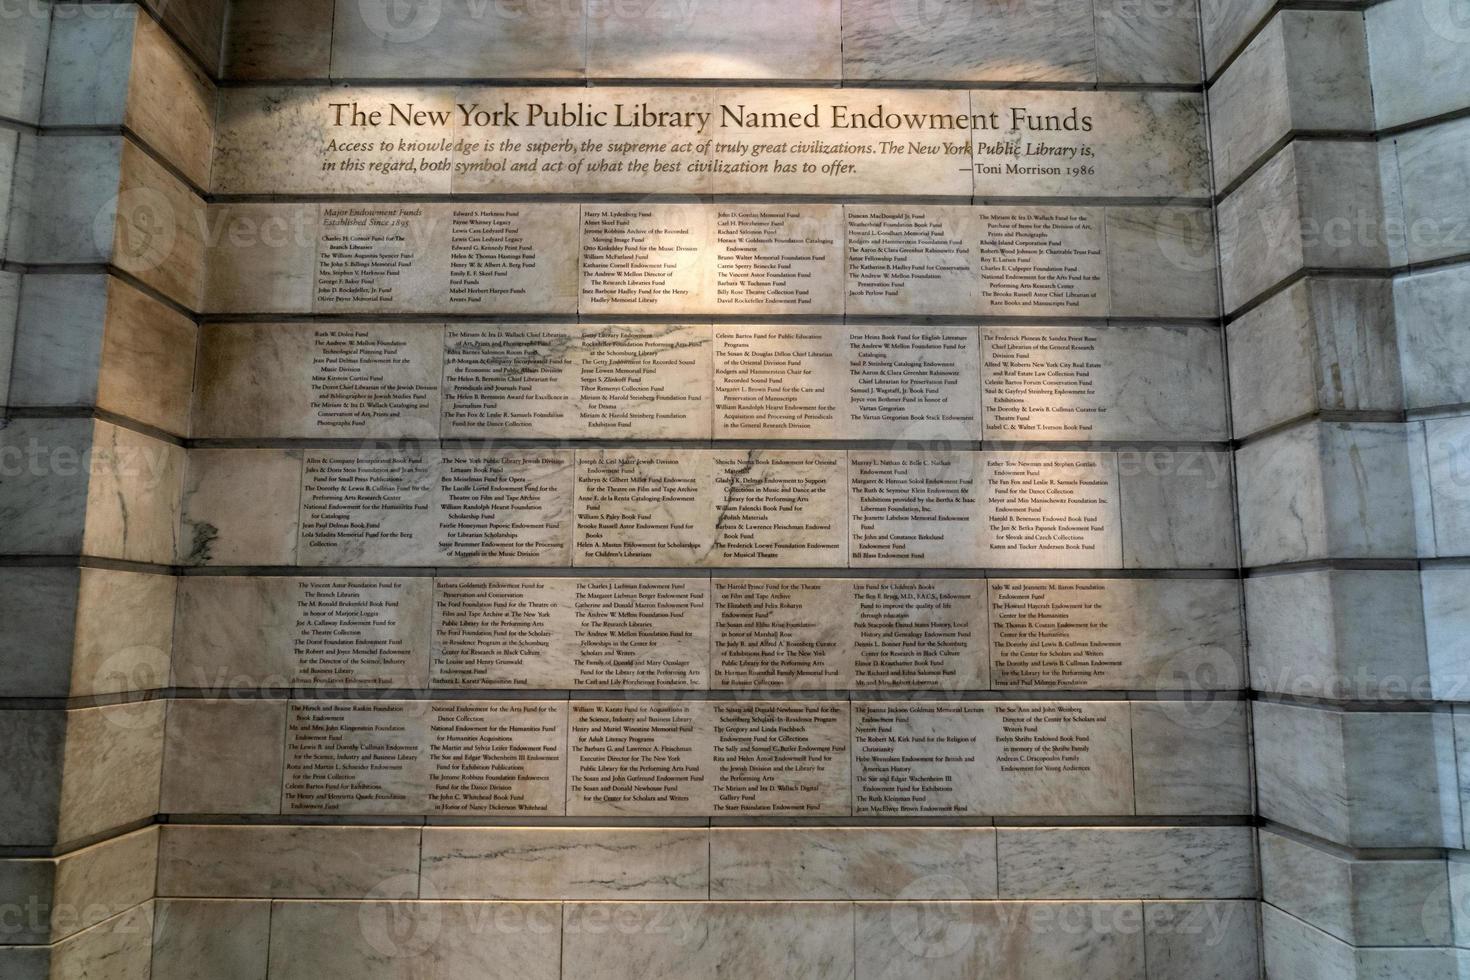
[853, 700, 1135, 816]
[194, 322, 444, 439]
[981, 452, 1123, 569]
[706, 450, 847, 567]
[160, 699, 286, 815]
[1119, 450, 1237, 569]
[563, 902, 852, 980]
[997, 827, 1257, 899]
[158, 825, 420, 898]
[971, 91, 1208, 199]
[268, 901, 560, 980]
[203, 203, 319, 314]
[711, 827, 998, 900]
[846, 324, 981, 442]
[706, 205, 844, 315]
[575, 448, 712, 566]
[1145, 901, 1261, 980]
[180, 449, 303, 566]
[580, 204, 711, 314]
[1096, 0, 1202, 84]
[845, 205, 980, 316]
[126, 16, 215, 188]
[1106, 206, 1219, 318]
[81, 421, 185, 565]
[849, 451, 982, 568]
[843, 0, 1096, 82]
[174, 576, 433, 691]
[1131, 700, 1252, 815]
[981, 207, 1110, 316]
[224, 0, 333, 79]
[153, 899, 270, 980]
[587, 0, 839, 79]
[431, 576, 709, 690]
[423, 828, 708, 900]
[989, 578, 1243, 691]
[333, 0, 583, 79]
[444, 322, 712, 439]
[56, 700, 165, 845]
[113, 139, 206, 310]
[981, 323, 1227, 442]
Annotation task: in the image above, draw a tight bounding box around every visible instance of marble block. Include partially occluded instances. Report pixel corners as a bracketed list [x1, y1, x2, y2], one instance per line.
[1236, 422, 1417, 566]
[0, 825, 156, 945]
[422, 828, 708, 900]
[1369, 0, 1470, 130]
[38, 8, 134, 129]
[153, 899, 270, 980]
[563, 902, 853, 980]
[151, 0, 227, 75]
[1095, 0, 1202, 84]
[224, 0, 333, 80]
[0, 710, 64, 846]
[854, 900, 1145, 980]
[333, 0, 584, 79]
[112, 139, 206, 310]
[0, 0, 50, 124]
[984, 208, 1110, 317]
[173, 575, 434, 690]
[1424, 567, 1470, 701]
[268, 901, 561, 980]
[1104, 207, 1219, 319]
[712, 88, 972, 197]
[6, 134, 123, 267]
[213, 87, 455, 195]
[1144, 901, 1261, 980]
[1200, 0, 1276, 74]
[452, 87, 717, 195]
[1209, 11, 1373, 191]
[42, 902, 155, 980]
[445, 322, 712, 440]
[179, 449, 304, 566]
[712, 324, 847, 440]
[845, 324, 982, 442]
[1118, 450, 1237, 569]
[1247, 569, 1430, 700]
[996, 827, 1256, 899]
[852, 700, 1135, 817]
[842, 0, 1096, 82]
[159, 699, 287, 815]
[81, 421, 185, 565]
[0, 417, 92, 556]
[705, 206, 844, 316]
[567, 700, 850, 817]
[432, 576, 710, 689]
[283, 700, 567, 816]
[981, 323, 1227, 442]
[124, 15, 216, 188]
[982, 452, 1123, 569]
[575, 448, 713, 566]
[1260, 829, 1454, 946]
[971, 91, 1208, 199]
[587, 0, 840, 79]
[1395, 264, 1470, 410]
[849, 451, 982, 567]
[581, 205, 711, 313]
[1227, 278, 1401, 438]
[988, 578, 1243, 691]
[157, 825, 420, 898]
[1388, 117, 1470, 265]
[713, 577, 988, 692]
[845, 205, 981, 317]
[1130, 700, 1252, 815]
[1425, 416, 1470, 554]
[55, 700, 165, 846]
[1255, 701, 1462, 847]
[1219, 142, 1389, 313]
[710, 827, 998, 900]
[0, 566, 172, 699]
[706, 450, 848, 567]
[203, 203, 319, 314]
[194, 322, 445, 439]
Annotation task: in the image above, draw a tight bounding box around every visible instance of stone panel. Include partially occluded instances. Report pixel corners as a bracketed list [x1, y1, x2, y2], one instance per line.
[997, 827, 1256, 899]
[157, 825, 421, 898]
[152, 899, 270, 980]
[1368, 0, 1470, 130]
[333, 0, 584, 79]
[1396, 264, 1470, 410]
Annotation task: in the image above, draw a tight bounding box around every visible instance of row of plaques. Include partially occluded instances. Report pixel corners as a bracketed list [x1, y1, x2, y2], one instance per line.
[205, 202, 1219, 318]
[222, 696, 1245, 817]
[174, 575, 1243, 692]
[184, 447, 1236, 568]
[194, 321, 1228, 443]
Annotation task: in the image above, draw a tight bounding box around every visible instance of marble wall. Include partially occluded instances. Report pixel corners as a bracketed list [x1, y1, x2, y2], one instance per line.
[6, 0, 1470, 977]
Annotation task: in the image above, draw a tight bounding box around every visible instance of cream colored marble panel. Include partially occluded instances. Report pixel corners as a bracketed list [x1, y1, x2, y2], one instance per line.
[580, 204, 710, 314]
[431, 577, 709, 689]
[333, 0, 584, 79]
[705, 205, 844, 315]
[981, 323, 1227, 442]
[194, 322, 444, 439]
[444, 322, 711, 439]
[852, 700, 1135, 816]
[126, 16, 215, 188]
[159, 699, 286, 815]
[204, 203, 319, 314]
[180, 449, 304, 566]
[971, 91, 1207, 199]
[81, 420, 185, 566]
[158, 825, 420, 898]
[980, 452, 1122, 569]
[849, 450, 983, 568]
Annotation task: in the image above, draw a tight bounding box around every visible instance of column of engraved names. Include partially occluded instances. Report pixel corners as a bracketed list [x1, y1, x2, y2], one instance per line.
[293, 579, 420, 686]
[426, 702, 564, 814]
[568, 702, 708, 814]
[990, 581, 1124, 688]
[982, 453, 1120, 566]
[309, 328, 436, 431]
[448, 208, 540, 307]
[711, 208, 838, 311]
[975, 210, 1105, 314]
[316, 205, 429, 310]
[581, 208, 702, 311]
[284, 702, 424, 813]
